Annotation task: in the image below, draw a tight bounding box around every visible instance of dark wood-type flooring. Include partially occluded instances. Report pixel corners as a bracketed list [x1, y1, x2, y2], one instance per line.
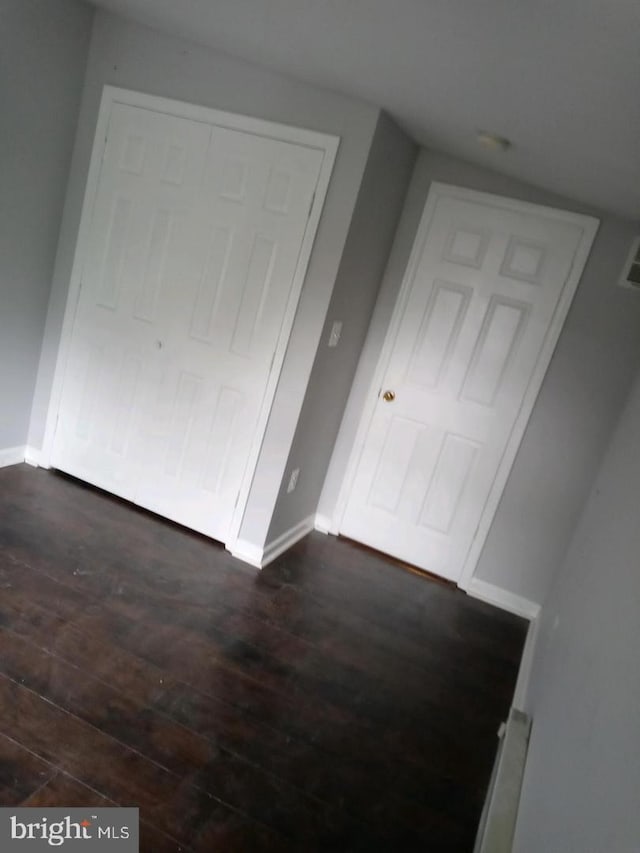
[0, 465, 526, 851]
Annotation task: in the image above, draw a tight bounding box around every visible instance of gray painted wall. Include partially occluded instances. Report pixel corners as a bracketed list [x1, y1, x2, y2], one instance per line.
[513, 364, 640, 852]
[27, 10, 380, 552]
[320, 148, 640, 606]
[266, 113, 417, 543]
[0, 0, 93, 450]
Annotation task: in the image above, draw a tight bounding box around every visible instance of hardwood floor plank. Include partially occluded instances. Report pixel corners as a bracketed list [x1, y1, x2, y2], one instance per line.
[21, 773, 190, 852]
[0, 629, 476, 834]
[0, 733, 55, 806]
[0, 573, 432, 827]
[0, 552, 512, 780]
[0, 466, 527, 850]
[0, 674, 285, 848]
[0, 649, 394, 847]
[21, 771, 115, 807]
[1, 471, 521, 707]
[0, 627, 220, 779]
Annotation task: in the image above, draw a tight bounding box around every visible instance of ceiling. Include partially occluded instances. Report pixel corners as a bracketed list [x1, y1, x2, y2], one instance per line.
[88, 0, 640, 219]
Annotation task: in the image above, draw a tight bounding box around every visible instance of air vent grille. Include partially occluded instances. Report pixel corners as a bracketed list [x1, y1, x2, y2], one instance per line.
[620, 237, 640, 288]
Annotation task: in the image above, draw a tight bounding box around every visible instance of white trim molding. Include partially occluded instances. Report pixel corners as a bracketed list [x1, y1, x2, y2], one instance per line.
[474, 707, 532, 853]
[314, 513, 334, 534]
[0, 446, 26, 469]
[262, 516, 316, 566]
[24, 446, 45, 468]
[467, 577, 540, 621]
[231, 515, 316, 569]
[229, 539, 264, 568]
[512, 616, 540, 712]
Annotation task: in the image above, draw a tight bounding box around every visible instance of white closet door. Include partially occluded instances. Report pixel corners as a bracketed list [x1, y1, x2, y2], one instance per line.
[340, 187, 592, 583]
[52, 105, 211, 500]
[135, 126, 324, 539]
[52, 102, 323, 542]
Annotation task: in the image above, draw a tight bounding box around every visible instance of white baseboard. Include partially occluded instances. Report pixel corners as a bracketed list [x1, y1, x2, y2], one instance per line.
[314, 513, 333, 534]
[230, 515, 315, 569]
[0, 445, 26, 469]
[512, 616, 539, 712]
[262, 515, 315, 566]
[229, 539, 263, 568]
[474, 707, 532, 853]
[24, 446, 43, 467]
[467, 577, 540, 621]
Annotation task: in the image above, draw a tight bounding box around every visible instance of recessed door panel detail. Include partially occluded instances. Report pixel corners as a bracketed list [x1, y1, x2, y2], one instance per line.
[501, 237, 546, 283]
[231, 235, 277, 357]
[202, 387, 243, 495]
[97, 196, 133, 310]
[407, 281, 472, 389]
[110, 352, 141, 455]
[164, 372, 202, 477]
[461, 296, 530, 406]
[419, 434, 479, 533]
[162, 144, 187, 186]
[189, 225, 233, 342]
[368, 417, 424, 513]
[52, 99, 326, 544]
[264, 168, 293, 214]
[134, 209, 174, 322]
[120, 134, 146, 175]
[218, 160, 248, 202]
[341, 188, 589, 582]
[443, 225, 489, 268]
[75, 345, 104, 441]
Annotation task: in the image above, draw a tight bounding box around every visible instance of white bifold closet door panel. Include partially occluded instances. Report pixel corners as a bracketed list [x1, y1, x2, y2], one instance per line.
[52, 102, 323, 542]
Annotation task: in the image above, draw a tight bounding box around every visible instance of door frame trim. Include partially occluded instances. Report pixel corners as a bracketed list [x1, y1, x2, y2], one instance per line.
[332, 182, 599, 589]
[40, 85, 339, 550]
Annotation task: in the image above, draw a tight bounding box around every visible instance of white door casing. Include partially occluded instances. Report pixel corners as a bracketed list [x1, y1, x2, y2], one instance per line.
[338, 183, 598, 586]
[45, 87, 338, 547]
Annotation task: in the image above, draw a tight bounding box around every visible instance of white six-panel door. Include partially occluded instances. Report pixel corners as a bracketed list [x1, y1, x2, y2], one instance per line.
[340, 184, 597, 583]
[52, 96, 329, 543]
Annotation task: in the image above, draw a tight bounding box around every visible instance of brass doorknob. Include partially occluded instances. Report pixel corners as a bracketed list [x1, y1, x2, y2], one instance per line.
[382, 390, 396, 402]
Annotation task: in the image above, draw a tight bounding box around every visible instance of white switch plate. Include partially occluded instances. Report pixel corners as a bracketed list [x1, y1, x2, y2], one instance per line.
[287, 467, 300, 493]
[328, 320, 343, 348]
